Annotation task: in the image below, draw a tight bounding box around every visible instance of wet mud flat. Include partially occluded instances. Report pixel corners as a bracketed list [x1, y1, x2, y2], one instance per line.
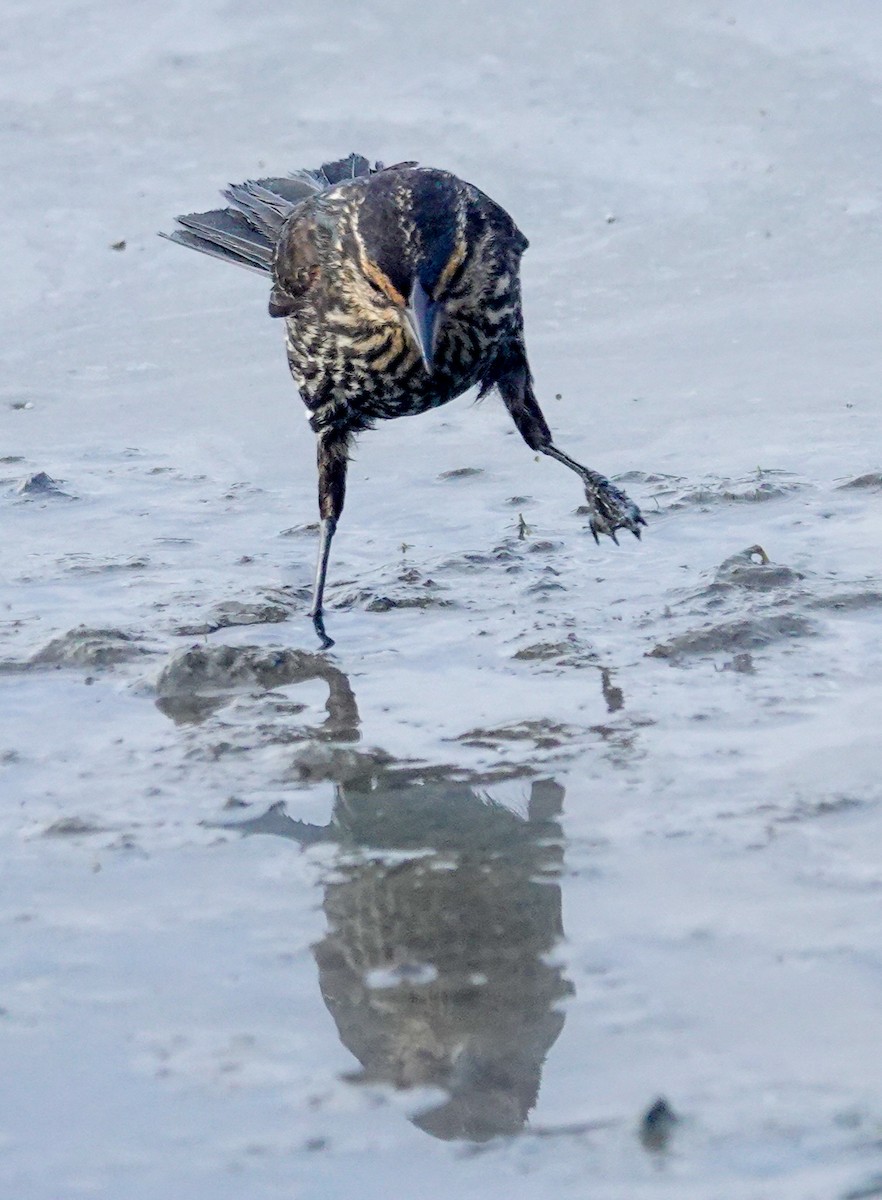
[3, 449, 882, 1200]
[5, 2, 882, 1195]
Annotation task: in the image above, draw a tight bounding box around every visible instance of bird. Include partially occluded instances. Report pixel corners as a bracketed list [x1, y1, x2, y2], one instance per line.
[162, 153, 644, 648]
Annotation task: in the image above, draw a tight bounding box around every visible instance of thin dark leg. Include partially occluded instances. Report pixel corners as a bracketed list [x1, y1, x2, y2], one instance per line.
[310, 516, 337, 648]
[309, 429, 350, 649]
[494, 347, 645, 542]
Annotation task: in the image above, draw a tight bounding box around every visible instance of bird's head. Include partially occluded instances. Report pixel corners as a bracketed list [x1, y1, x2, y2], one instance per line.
[273, 166, 525, 370]
[347, 169, 479, 373]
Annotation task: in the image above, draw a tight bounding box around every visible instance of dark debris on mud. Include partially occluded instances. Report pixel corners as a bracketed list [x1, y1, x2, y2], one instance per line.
[639, 1096, 679, 1153]
[437, 467, 484, 480]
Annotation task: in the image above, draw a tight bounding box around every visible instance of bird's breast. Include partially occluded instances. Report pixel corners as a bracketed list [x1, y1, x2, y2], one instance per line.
[284, 286, 513, 429]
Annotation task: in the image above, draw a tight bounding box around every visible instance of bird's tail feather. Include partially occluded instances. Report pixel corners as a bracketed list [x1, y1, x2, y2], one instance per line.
[161, 153, 385, 275]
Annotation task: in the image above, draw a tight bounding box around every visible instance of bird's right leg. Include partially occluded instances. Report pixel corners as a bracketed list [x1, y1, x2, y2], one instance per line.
[309, 427, 350, 650]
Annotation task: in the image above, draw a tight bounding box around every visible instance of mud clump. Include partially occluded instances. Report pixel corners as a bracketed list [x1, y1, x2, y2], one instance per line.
[720, 652, 756, 674]
[365, 594, 452, 612]
[279, 522, 320, 537]
[29, 627, 153, 668]
[41, 816, 109, 837]
[640, 1097, 678, 1152]
[13, 471, 73, 499]
[649, 546, 822, 662]
[710, 545, 805, 592]
[158, 644, 339, 696]
[513, 633, 597, 669]
[176, 597, 294, 636]
[439, 544, 523, 574]
[653, 543, 882, 664]
[154, 644, 359, 737]
[64, 555, 150, 575]
[835, 472, 882, 490]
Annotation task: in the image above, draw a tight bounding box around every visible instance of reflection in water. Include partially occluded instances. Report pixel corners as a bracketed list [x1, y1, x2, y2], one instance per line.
[154, 644, 360, 740]
[161, 645, 575, 1140]
[338, 776, 569, 1141]
[233, 769, 571, 1142]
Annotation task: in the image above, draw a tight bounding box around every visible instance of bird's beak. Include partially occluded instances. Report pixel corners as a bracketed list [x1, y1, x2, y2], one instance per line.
[404, 278, 440, 374]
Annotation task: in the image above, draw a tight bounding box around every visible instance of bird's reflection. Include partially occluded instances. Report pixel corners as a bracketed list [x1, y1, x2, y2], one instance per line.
[159, 644, 584, 1140]
[230, 765, 571, 1141]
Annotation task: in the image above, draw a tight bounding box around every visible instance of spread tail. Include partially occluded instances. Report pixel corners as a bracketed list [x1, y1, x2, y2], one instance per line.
[161, 153, 386, 274]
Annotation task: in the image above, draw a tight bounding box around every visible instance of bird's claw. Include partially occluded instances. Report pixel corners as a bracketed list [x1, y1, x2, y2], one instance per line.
[311, 609, 336, 650]
[583, 472, 646, 545]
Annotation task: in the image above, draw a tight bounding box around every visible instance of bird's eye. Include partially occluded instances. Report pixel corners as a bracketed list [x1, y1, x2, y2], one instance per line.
[362, 259, 406, 306]
[435, 239, 468, 298]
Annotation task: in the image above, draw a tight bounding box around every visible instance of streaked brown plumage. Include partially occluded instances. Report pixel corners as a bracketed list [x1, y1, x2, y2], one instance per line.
[163, 153, 644, 647]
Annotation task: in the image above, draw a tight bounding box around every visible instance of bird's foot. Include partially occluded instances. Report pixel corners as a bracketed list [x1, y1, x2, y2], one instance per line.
[310, 609, 336, 650]
[581, 470, 646, 545]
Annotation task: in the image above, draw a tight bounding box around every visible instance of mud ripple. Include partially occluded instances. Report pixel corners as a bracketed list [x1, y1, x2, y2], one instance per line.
[454, 719, 583, 752]
[807, 589, 882, 613]
[648, 614, 815, 660]
[336, 565, 454, 613]
[63, 554, 151, 575]
[628, 468, 804, 512]
[40, 816, 112, 837]
[648, 545, 821, 662]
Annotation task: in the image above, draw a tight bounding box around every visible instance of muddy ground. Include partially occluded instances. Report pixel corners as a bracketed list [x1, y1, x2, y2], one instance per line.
[2, 3, 882, 1197]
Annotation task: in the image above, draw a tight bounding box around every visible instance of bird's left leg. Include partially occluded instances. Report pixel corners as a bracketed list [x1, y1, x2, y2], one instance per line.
[309, 427, 350, 649]
[494, 352, 645, 543]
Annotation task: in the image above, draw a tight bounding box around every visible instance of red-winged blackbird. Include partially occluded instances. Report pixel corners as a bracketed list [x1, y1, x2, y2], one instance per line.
[163, 153, 644, 647]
